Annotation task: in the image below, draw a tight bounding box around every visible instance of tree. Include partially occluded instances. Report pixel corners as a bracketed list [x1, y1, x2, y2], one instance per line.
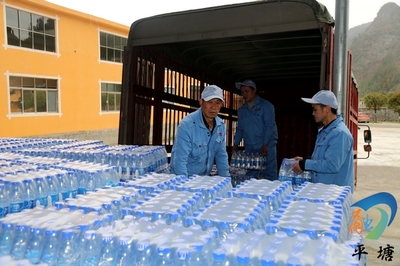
[388, 92, 400, 116]
[363, 92, 387, 122]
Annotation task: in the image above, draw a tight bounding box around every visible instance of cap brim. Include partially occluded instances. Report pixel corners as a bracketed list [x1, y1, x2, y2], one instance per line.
[203, 96, 224, 102]
[301, 97, 320, 104]
[235, 82, 245, 90]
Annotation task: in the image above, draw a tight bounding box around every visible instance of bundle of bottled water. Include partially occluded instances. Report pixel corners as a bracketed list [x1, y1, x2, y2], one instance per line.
[272, 200, 349, 243]
[63, 186, 145, 219]
[124, 172, 187, 194]
[289, 182, 354, 226]
[0, 205, 110, 265]
[278, 158, 312, 189]
[217, 226, 365, 266]
[230, 151, 266, 170]
[0, 160, 120, 218]
[193, 197, 271, 240]
[228, 167, 254, 187]
[2, 137, 170, 180]
[229, 179, 292, 213]
[174, 175, 233, 204]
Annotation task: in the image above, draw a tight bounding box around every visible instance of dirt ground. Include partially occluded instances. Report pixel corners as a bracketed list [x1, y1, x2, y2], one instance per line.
[354, 122, 400, 265]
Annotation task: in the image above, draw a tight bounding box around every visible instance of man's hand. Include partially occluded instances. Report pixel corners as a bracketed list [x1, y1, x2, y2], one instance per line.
[292, 160, 303, 175]
[261, 144, 268, 156]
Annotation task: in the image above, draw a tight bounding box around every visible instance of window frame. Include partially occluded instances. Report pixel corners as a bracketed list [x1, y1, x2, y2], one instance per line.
[98, 30, 127, 64]
[100, 81, 121, 114]
[4, 4, 59, 56]
[7, 73, 61, 118]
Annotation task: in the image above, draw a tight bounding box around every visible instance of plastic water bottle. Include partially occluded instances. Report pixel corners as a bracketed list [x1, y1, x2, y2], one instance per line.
[67, 171, 79, 198]
[117, 236, 136, 266]
[189, 241, 207, 266]
[0, 222, 15, 256]
[10, 224, 30, 260]
[98, 233, 118, 266]
[41, 229, 60, 265]
[155, 243, 173, 266]
[46, 175, 60, 205]
[56, 173, 70, 200]
[135, 239, 152, 266]
[26, 227, 45, 264]
[57, 229, 76, 265]
[176, 247, 191, 266]
[0, 184, 9, 218]
[81, 230, 102, 266]
[23, 179, 37, 209]
[9, 181, 25, 213]
[137, 154, 146, 176]
[35, 177, 49, 207]
[212, 248, 229, 266]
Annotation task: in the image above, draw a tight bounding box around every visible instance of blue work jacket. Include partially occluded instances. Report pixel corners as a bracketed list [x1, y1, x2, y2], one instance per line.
[170, 108, 230, 177]
[234, 96, 278, 150]
[305, 115, 354, 192]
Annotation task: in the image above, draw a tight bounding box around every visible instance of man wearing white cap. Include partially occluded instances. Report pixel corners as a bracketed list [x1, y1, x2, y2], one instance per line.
[233, 79, 278, 180]
[292, 90, 354, 192]
[170, 85, 230, 177]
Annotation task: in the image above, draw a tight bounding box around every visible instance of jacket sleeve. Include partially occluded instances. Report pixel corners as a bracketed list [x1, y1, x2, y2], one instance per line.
[262, 102, 277, 145]
[305, 130, 353, 174]
[215, 125, 231, 177]
[234, 108, 244, 146]
[170, 122, 191, 176]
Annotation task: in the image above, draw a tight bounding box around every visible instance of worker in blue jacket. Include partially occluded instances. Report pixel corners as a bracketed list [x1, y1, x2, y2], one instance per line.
[169, 85, 230, 177]
[233, 80, 278, 180]
[292, 90, 354, 192]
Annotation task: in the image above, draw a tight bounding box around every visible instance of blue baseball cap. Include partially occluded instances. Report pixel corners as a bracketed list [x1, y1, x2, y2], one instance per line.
[301, 90, 338, 109]
[201, 85, 224, 102]
[235, 79, 257, 90]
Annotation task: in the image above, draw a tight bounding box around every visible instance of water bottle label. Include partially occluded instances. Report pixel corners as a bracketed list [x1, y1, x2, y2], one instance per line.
[78, 188, 86, 195]
[10, 202, 24, 213]
[24, 199, 37, 209]
[121, 166, 128, 176]
[50, 194, 59, 205]
[0, 206, 9, 218]
[38, 197, 48, 207]
[61, 191, 70, 200]
[70, 189, 78, 198]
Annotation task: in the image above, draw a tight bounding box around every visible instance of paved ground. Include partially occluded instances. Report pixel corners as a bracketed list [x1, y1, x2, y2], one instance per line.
[354, 122, 400, 265]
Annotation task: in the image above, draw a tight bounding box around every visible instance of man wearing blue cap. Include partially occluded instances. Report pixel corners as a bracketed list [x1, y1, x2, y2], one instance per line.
[233, 80, 278, 180]
[292, 90, 354, 192]
[170, 85, 230, 177]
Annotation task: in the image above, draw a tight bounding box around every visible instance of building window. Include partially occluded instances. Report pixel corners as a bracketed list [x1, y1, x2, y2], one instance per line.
[101, 83, 121, 112]
[9, 76, 58, 114]
[5, 7, 56, 52]
[100, 32, 127, 63]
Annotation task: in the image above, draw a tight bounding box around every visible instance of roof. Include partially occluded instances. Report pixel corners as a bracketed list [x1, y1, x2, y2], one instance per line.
[126, 0, 335, 85]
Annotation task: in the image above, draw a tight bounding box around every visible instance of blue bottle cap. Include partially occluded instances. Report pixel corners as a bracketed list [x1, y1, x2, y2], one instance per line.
[137, 240, 150, 251]
[261, 252, 276, 266]
[213, 249, 226, 261]
[2, 222, 14, 229]
[102, 233, 114, 243]
[236, 252, 250, 264]
[45, 229, 58, 237]
[61, 229, 74, 239]
[177, 248, 191, 260]
[16, 224, 29, 231]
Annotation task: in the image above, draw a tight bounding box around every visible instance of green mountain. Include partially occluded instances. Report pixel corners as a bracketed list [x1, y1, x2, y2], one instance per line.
[349, 2, 400, 97]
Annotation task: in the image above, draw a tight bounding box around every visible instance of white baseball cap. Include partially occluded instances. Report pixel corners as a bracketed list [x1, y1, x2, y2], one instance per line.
[301, 90, 338, 109]
[201, 85, 224, 102]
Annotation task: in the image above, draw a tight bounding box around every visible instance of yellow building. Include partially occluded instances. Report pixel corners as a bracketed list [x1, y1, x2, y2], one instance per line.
[0, 0, 129, 143]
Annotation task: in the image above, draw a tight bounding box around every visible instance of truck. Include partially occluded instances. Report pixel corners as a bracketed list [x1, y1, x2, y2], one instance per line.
[118, 0, 371, 187]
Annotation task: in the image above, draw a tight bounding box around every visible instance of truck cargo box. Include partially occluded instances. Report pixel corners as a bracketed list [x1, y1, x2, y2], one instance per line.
[118, 0, 359, 184]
